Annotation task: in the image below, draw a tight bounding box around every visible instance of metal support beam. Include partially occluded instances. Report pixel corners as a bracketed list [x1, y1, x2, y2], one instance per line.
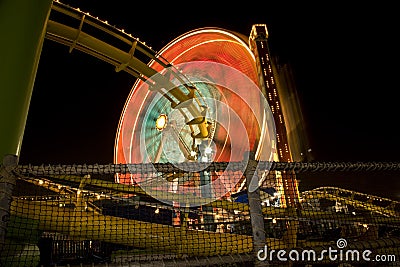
[245, 152, 269, 266]
[0, 0, 53, 158]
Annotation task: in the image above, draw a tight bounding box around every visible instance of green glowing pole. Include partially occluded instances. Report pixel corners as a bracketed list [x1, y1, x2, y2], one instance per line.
[0, 1, 53, 263]
[0, 0, 53, 160]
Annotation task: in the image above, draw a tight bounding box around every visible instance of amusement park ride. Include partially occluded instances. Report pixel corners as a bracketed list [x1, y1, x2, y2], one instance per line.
[1, 0, 400, 266]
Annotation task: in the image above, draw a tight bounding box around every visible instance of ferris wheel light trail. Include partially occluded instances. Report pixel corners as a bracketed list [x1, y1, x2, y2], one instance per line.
[114, 26, 277, 204]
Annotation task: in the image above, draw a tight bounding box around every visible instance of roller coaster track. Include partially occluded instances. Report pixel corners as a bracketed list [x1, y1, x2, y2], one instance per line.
[301, 186, 400, 217]
[47, 1, 210, 143]
[15, 163, 400, 220]
[13, 175, 257, 256]
[18, 173, 400, 224]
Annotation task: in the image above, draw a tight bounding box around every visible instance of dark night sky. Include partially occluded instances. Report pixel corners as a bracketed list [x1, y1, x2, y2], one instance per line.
[18, 1, 399, 199]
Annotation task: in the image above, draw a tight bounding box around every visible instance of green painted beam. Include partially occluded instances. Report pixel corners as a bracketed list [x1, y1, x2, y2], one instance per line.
[0, 0, 53, 159]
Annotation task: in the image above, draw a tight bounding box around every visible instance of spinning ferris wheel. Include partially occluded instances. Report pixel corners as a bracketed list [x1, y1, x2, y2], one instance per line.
[114, 27, 277, 199]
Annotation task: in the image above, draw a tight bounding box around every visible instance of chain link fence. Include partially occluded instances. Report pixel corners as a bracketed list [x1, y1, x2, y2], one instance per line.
[1, 157, 400, 266]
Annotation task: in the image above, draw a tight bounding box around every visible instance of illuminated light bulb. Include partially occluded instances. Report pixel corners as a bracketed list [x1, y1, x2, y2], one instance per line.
[155, 208, 160, 214]
[204, 146, 212, 154]
[155, 114, 168, 131]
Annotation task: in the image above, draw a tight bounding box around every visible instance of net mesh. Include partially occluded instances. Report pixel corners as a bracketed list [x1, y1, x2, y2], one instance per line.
[1, 161, 400, 266]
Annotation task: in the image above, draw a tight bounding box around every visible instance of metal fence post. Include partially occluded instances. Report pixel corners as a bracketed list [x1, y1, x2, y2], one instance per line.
[0, 154, 18, 252]
[244, 152, 269, 266]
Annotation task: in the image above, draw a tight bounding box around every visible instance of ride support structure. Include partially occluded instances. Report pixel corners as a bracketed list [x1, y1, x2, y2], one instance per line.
[0, 0, 53, 252]
[0, 0, 53, 160]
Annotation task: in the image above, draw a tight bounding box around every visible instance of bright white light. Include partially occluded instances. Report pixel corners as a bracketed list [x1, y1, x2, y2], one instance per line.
[155, 208, 160, 214]
[155, 114, 168, 131]
[204, 146, 212, 154]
